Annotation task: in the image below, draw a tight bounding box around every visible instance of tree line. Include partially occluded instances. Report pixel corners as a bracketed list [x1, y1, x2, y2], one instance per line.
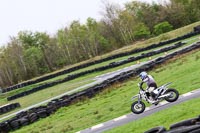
[0, 0, 199, 88]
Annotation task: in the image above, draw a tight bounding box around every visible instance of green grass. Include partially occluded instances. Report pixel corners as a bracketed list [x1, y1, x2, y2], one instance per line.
[105, 97, 200, 133]
[12, 48, 200, 133]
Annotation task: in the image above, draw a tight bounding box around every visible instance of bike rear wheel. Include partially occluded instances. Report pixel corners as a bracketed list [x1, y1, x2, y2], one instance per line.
[131, 101, 145, 114]
[164, 88, 179, 102]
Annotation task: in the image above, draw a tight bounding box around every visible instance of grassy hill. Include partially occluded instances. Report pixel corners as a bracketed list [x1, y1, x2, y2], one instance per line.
[1, 33, 199, 119]
[12, 39, 200, 132]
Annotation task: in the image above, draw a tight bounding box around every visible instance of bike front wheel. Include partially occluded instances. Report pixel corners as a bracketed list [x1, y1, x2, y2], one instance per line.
[131, 101, 146, 114]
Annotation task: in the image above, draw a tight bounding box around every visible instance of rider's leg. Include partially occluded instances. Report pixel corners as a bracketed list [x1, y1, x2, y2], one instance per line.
[148, 83, 158, 99]
[148, 87, 157, 100]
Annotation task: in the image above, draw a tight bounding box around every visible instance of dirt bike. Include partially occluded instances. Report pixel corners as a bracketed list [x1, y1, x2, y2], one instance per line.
[131, 82, 179, 114]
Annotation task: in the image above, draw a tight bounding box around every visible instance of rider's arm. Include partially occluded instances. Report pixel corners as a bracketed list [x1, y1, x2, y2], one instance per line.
[139, 82, 145, 91]
[140, 81, 144, 86]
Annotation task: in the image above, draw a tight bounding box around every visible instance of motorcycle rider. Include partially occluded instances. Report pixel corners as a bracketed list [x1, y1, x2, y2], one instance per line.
[139, 71, 158, 101]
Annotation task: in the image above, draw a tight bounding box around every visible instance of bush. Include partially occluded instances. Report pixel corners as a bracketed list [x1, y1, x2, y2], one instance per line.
[153, 21, 173, 35]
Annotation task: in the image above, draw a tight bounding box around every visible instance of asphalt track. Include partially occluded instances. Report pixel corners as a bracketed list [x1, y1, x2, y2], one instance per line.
[77, 89, 200, 133]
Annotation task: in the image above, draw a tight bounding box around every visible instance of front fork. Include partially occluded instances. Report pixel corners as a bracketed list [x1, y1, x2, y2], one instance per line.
[137, 94, 143, 104]
[132, 94, 142, 104]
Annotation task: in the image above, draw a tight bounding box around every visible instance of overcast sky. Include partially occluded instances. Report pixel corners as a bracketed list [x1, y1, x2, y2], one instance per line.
[0, 0, 160, 46]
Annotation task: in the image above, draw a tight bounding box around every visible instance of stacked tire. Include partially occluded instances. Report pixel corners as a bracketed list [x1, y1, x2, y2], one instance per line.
[144, 115, 200, 133]
[0, 103, 20, 115]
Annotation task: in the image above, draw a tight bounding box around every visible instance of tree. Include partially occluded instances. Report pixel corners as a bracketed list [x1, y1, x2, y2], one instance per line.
[86, 18, 99, 56]
[23, 46, 44, 77]
[85, 17, 111, 56]
[101, 1, 125, 46]
[125, 1, 161, 32]
[173, 0, 200, 23]
[69, 20, 92, 60]
[0, 47, 14, 87]
[57, 28, 73, 64]
[18, 31, 53, 72]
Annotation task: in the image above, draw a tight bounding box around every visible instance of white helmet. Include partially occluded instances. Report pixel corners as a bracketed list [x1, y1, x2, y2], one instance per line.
[139, 71, 147, 80]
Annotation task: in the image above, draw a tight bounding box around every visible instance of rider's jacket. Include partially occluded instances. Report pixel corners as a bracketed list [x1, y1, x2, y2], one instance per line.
[142, 75, 157, 88]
